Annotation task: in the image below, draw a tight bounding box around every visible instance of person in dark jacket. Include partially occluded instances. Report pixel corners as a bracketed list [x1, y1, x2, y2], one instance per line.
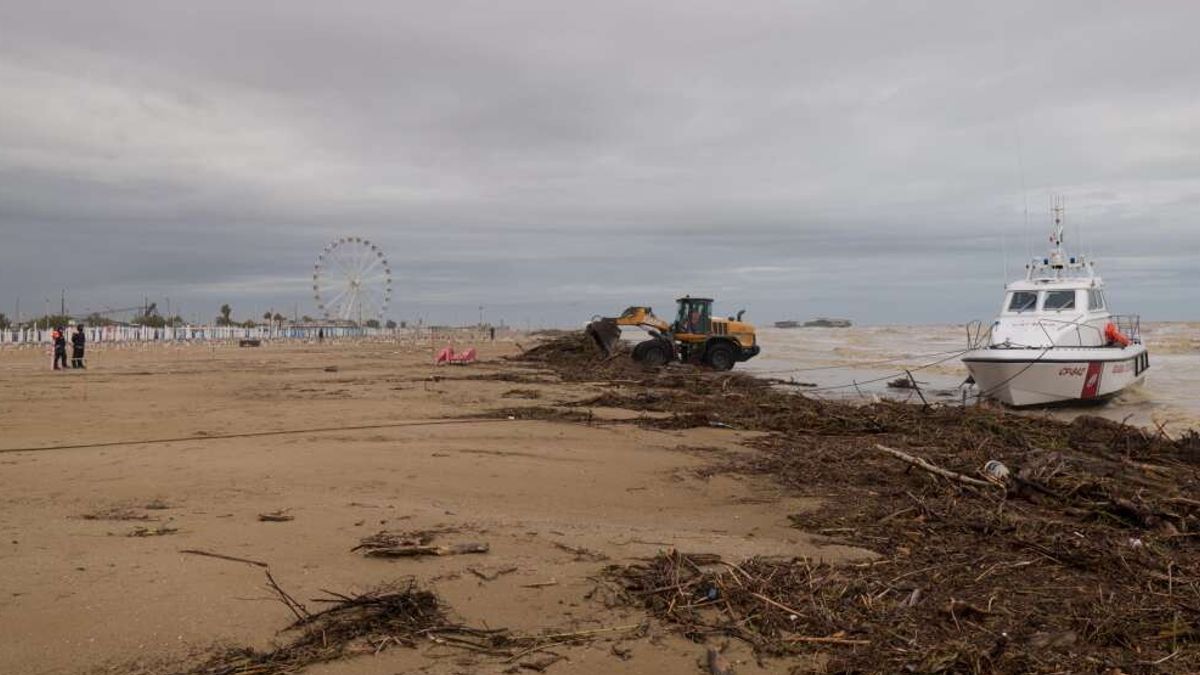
[71, 325, 86, 369]
[52, 327, 68, 370]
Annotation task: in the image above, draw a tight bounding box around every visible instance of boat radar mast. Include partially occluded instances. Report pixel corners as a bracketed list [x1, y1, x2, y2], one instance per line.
[1049, 195, 1066, 268]
[1026, 195, 1093, 281]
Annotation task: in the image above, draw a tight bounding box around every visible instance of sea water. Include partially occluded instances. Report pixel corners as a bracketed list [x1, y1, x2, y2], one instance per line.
[742, 324, 1200, 435]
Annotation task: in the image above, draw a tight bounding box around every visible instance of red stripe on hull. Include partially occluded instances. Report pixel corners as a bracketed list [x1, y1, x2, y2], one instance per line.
[1081, 361, 1103, 399]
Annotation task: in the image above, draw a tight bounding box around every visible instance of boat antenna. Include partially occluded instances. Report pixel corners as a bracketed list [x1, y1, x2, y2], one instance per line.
[1075, 197, 1085, 261]
[1001, 225, 1010, 287]
[1048, 194, 1066, 273]
[1017, 130, 1031, 263]
[999, 19, 1032, 265]
[1052, 194, 1065, 251]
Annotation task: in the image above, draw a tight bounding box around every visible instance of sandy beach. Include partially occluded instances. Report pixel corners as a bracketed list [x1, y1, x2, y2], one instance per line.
[0, 339, 862, 675]
[6, 2, 1198, 671]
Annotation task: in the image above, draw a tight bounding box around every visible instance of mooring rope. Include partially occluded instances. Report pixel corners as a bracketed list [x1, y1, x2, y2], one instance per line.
[0, 417, 513, 455]
[773, 349, 973, 394]
[749, 347, 971, 377]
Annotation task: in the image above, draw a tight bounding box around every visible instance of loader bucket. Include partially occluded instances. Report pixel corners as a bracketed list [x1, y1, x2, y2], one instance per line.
[586, 318, 622, 356]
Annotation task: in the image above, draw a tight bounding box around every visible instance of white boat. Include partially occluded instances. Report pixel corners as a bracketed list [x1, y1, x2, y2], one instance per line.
[962, 201, 1150, 407]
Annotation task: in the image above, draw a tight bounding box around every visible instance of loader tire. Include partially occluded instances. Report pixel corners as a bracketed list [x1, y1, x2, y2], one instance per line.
[704, 342, 736, 371]
[634, 339, 671, 367]
[631, 340, 650, 362]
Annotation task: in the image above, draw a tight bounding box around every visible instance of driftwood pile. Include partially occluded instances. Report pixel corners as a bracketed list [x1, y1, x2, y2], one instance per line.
[179, 578, 476, 675]
[257, 509, 294, 522]
[176, 572, 641, 675]
[513, 331, 645, 382]
[606, 552, 871, 653]
[522, 332, 1200, 673]
[353, 529, 490, 558]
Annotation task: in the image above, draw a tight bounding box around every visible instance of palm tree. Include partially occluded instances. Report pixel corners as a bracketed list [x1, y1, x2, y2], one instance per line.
[217, 304, 233, 326]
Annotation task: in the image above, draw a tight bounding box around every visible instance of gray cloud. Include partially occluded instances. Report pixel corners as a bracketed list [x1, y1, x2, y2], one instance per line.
[1, 0, 1197, 327]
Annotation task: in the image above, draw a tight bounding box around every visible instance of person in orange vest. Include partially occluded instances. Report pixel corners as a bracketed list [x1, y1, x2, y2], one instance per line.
[51, 327, 68, 370]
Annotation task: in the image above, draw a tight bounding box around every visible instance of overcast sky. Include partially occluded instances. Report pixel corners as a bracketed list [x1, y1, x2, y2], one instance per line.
[1, 0, 1196, 327]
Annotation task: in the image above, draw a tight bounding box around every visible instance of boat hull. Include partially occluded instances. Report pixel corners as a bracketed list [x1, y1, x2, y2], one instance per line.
[963, 346, 1149, 407]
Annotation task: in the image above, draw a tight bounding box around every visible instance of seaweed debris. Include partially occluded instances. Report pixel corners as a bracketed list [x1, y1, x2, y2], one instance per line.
[178, 578, 475, 675]
[354, 529, 489, 558]
[175, 573, 642, 675]
[529, 332, 1200, 672]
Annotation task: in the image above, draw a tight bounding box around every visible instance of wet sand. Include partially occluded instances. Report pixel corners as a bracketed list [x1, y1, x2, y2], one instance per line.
[0, 340, 862, 674]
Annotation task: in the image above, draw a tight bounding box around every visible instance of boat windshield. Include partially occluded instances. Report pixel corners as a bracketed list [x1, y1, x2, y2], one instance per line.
[1007, 291, 1038, 313]
[1044, 290, 1077, 311]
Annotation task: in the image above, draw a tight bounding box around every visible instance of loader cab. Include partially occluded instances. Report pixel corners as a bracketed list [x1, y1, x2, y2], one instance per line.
[674, 296, 712, 335]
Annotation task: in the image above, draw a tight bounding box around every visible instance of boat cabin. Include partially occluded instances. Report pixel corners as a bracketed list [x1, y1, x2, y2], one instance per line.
[987, 246, 1134, 349]
[1001, 283, 1108, 318]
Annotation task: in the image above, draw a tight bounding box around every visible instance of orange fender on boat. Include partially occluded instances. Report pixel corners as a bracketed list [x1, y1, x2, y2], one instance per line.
[1104, 323, 1131, 347]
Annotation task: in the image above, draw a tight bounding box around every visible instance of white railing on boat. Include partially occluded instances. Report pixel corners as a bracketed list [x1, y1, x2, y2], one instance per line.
[1110, 315, 1143, 344]
[966, 314, 1143, 350]
[966, 320, 992, 350]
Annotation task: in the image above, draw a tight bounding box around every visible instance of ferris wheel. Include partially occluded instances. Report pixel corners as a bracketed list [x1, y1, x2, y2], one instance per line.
[312, 237, 392, 323]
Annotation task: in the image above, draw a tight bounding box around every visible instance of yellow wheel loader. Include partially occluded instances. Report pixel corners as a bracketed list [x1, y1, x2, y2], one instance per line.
[586, 296, 761, 370]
